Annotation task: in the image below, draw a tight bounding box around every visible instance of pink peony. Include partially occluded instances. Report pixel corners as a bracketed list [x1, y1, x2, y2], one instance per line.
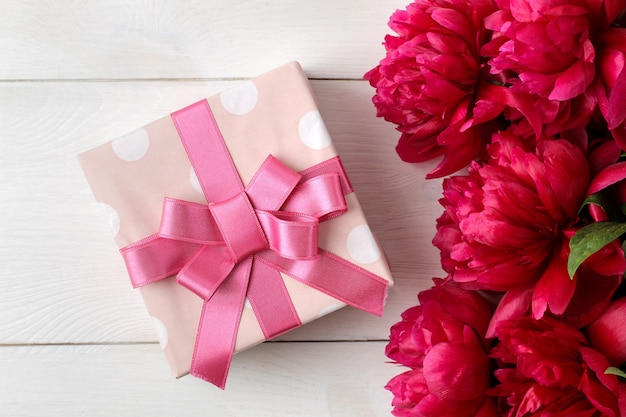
[387, 368, 498, 417]
[386, 305, 427, 368]
[482, 0, 622, 101]
[364, 0, 500, 178]
[385, 280, 496, 417]
[434, 127, 625, 326]
[482, 0, 626, 143]
[490, 317, 621, 417]
[434, 129, 590, 291]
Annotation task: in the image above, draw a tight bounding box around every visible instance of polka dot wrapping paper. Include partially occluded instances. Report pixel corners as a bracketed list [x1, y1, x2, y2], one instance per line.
[78, 62, 393, 387]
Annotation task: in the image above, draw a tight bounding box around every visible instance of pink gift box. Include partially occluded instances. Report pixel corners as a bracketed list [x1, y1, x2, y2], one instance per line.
[78, 62, 393, 388]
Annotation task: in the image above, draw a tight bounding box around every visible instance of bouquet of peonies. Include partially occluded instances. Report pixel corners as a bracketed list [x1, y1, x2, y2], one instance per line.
[366, 0, 626, 415]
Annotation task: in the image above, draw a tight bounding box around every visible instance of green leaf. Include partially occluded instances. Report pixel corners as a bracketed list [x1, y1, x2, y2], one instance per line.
[605, 366, 626, 379]
[580, 193, 609, 214]
[568, 222, 626, 279]
[580, 193, 626, 222]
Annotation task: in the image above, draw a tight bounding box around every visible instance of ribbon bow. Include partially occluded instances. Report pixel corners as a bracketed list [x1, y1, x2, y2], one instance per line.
[120, 100, 388, 389]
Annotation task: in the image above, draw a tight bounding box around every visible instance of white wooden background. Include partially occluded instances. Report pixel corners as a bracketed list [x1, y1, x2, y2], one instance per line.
[0, 1, 444, 415]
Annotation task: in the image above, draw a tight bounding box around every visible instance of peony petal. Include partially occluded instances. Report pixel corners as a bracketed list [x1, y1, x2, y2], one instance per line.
[422, 341, 490, 401]
[619, 383, 626, 417]
[587, 137, 622, 176]
[562, 265, 621, 328]
[598, 37, 626, 91]
[604, 0, 626, 24]
[608, 67, 626, 129]
[473, 397, 498, 417]
[418, 282, 493, 338]
[386, 305, 427, 368]
[588, 162, 626, 196]
[611, 124, 626, 152]
[588, 203, 610, 222]
[509, 0, 534, 22]
[413, 393, 478, 417]
[396, 131, 445, 162]
[579, 347, 620, 417]
[516, 385, 574, 415]
[486, 283, 533, 338]
[549, 60, 595, 101]
[430, 8, 474, 40]
[422, 76, 469, 103]
[537, 139, 589, 220]
[580, 347, 618, 392]
[532, 240, 575, 317]
[426, 123, 482, 178]
[485, 82, 543, 139]
[386, 368, 428, 409]
[586, 298, 626, 366]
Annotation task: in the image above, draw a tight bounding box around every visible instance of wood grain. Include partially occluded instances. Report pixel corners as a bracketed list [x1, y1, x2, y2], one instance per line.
[0, 80, 442, 344]
[1, 342, 399, 417]
[0, 0, 407, 80]
[0, 1, 445, 414]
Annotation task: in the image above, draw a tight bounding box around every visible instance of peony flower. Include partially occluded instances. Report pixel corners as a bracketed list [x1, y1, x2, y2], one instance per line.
[385, 280, 496, 417]
[490, 316, 621, 417]
[482, 0, 626, 144]
[386, 305, 427, 368]
[364, 0, 501, 178]
[387, 368, 498, 417]
[482, 0, 622, 101]
[434, 129, 590, 291]
[434, 127, 625, 327]
[586, 297, 626, 367]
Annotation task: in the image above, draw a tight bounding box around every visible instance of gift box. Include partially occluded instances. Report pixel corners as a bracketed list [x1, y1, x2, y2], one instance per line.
[78, 62, 393, 389]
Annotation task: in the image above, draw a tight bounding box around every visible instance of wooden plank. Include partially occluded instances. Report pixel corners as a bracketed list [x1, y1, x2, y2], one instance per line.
[0, 0, 407, 80]
[1, 342, 399, 417]
[0, 80, 442, 344]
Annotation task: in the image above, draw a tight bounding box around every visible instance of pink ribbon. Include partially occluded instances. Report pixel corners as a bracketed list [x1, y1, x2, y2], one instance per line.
[119, 99, 388, 389]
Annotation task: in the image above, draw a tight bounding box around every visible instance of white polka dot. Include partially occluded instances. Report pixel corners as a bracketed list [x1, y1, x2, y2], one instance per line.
[111, 127, 150, 161]
[316, 303, 345, 319]
[298, 110, 332, 150]
[346, 224, 381, 264]
[189, 167, 203, 195]
[99, 202, 120, 237]
[151, 316, 169, 350]
[219, 80, 259, 115]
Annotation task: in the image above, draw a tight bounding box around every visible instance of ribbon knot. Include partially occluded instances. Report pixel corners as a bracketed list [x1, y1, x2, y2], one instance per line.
[210, 191, 268, 263]
[119, 99, 389, 389]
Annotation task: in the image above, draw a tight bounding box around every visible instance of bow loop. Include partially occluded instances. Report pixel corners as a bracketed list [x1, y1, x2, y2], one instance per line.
[256, 210, 319, 259]
[282, 173, 347, 220]
[246, 155, 302, 210]
[159, 198, 220, 244]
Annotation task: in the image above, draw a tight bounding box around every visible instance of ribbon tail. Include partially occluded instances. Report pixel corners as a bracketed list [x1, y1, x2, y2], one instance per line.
[190, 257, 252, 389]
[258, 249, 389, 316]
[247, 259, 301, 338]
